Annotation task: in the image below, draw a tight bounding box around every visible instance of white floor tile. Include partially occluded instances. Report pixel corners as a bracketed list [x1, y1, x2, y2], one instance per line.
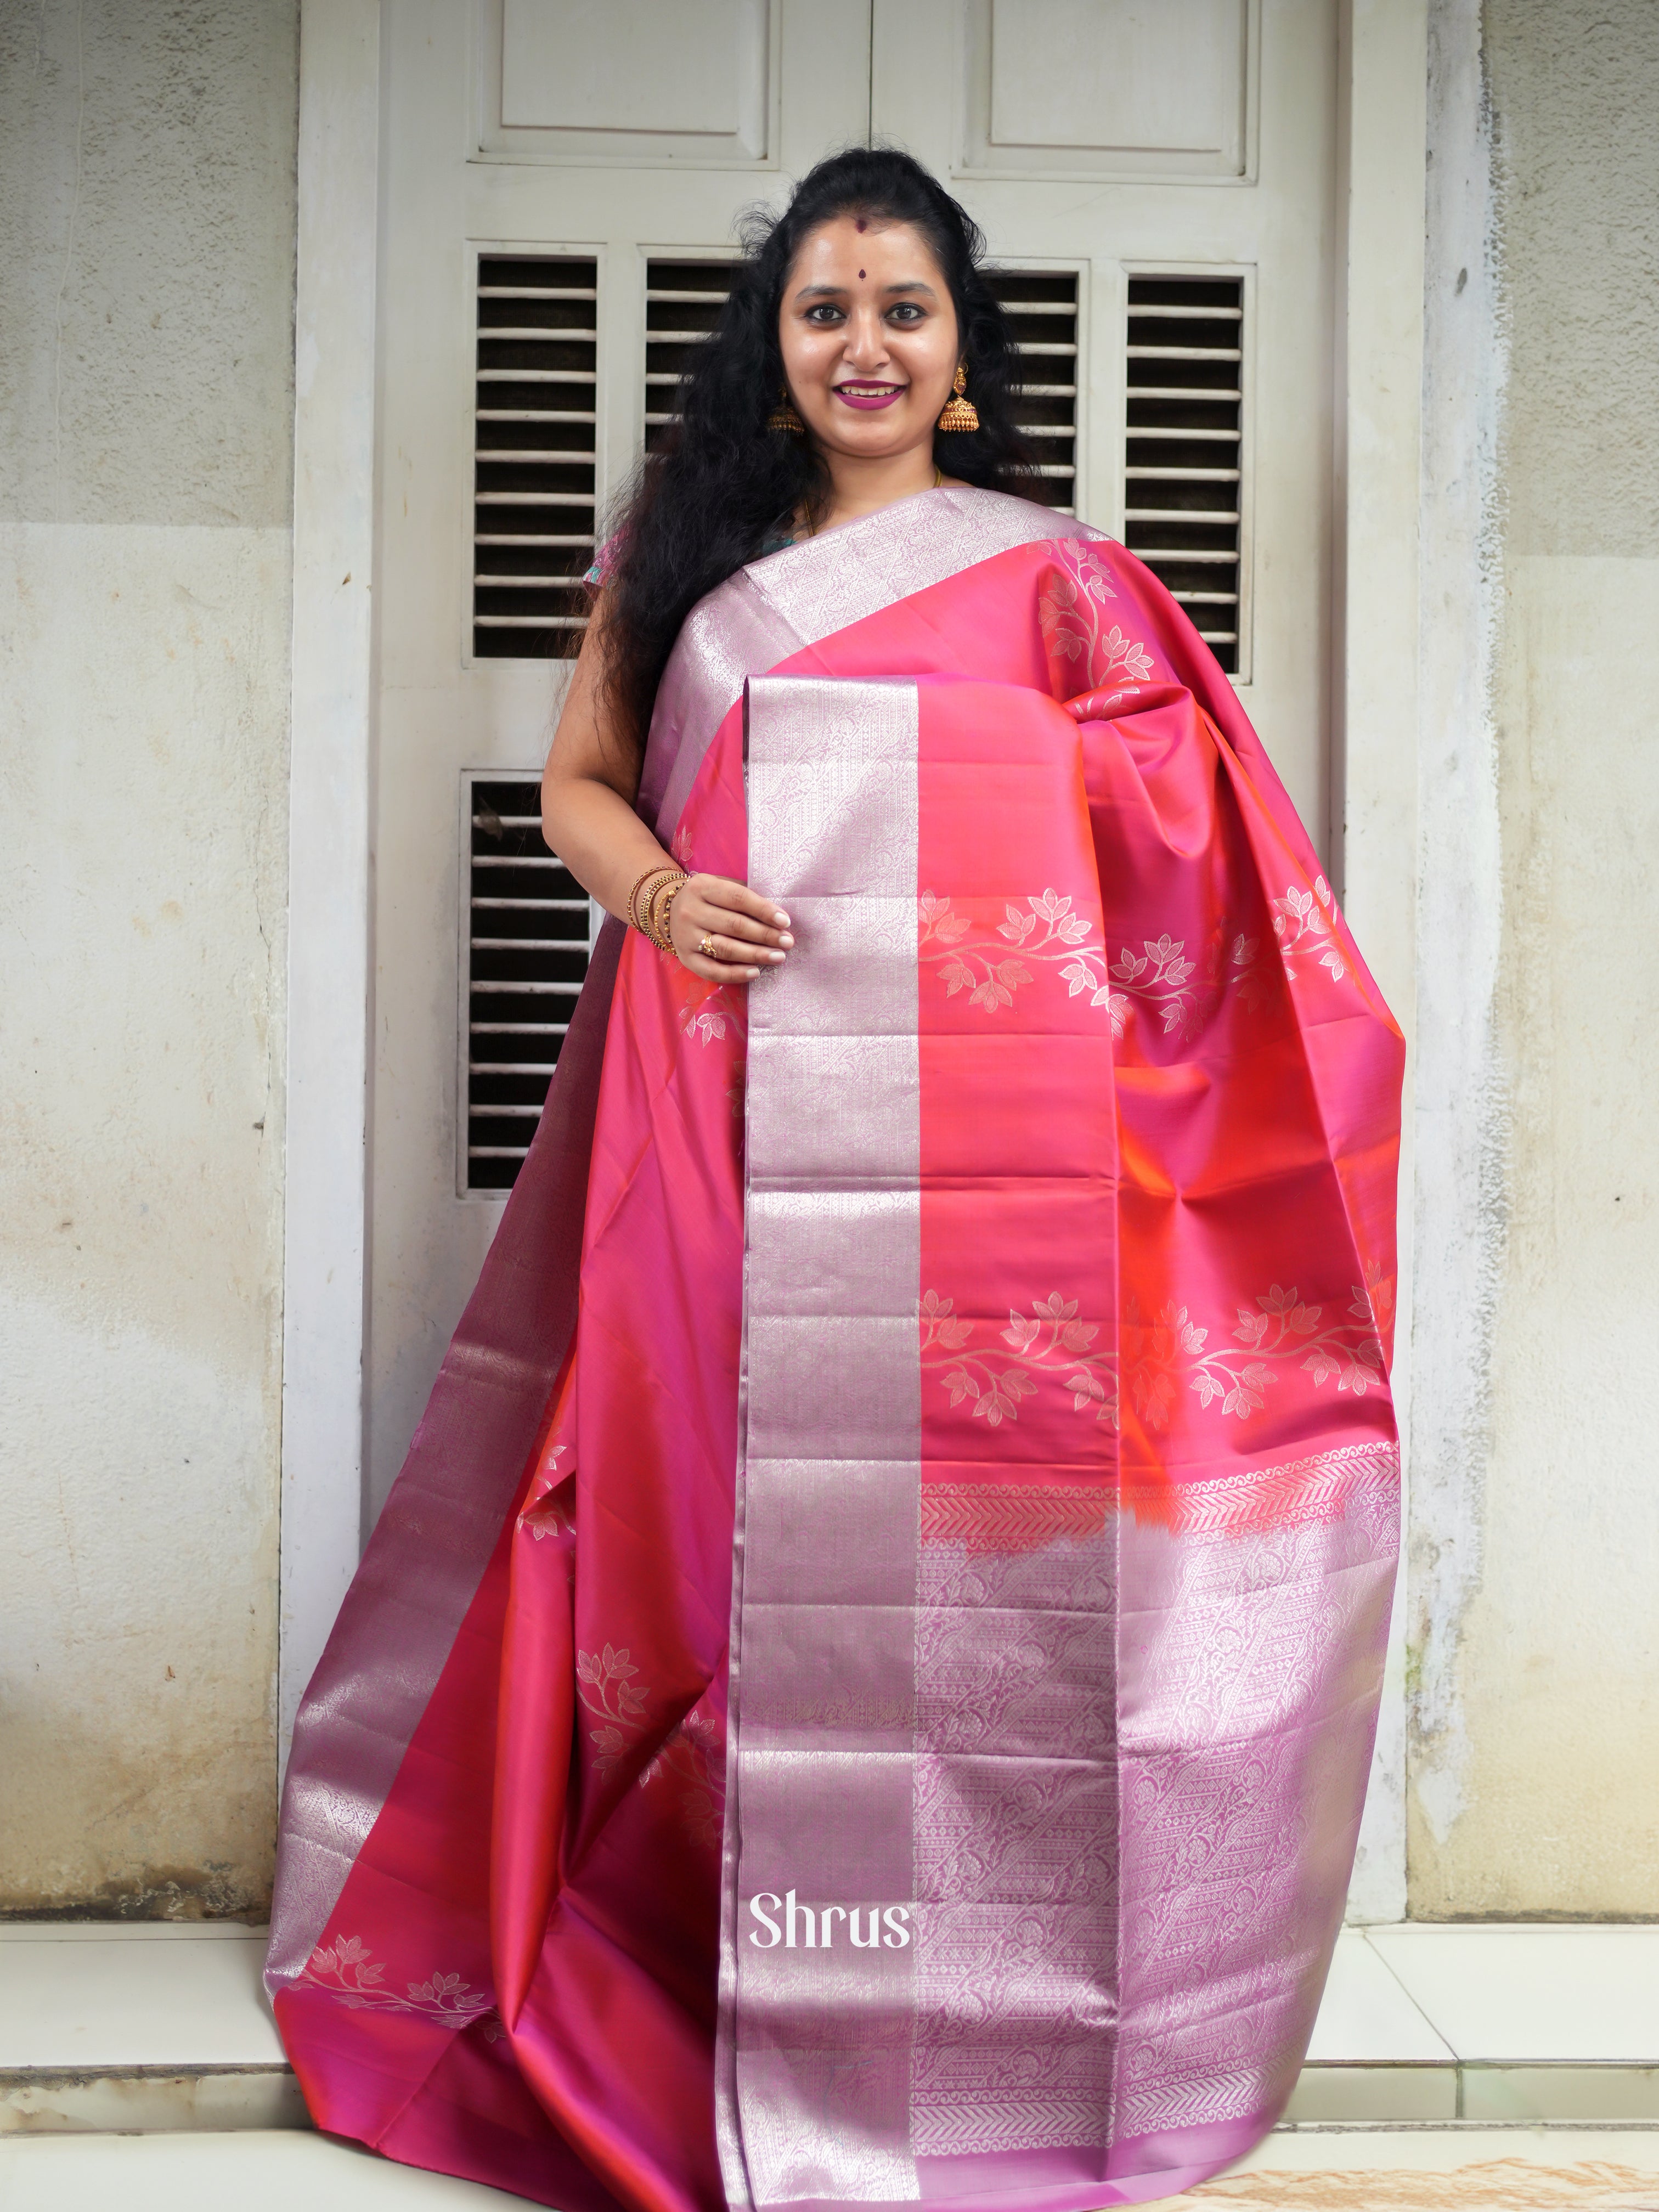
[1462, 2066, 1659, 2124]
[1368, 1925, 1659, 2064]
[1282, 2067, 1459, 2124]
[0, 1931, 283, 2070]
[4, 2129, 1659, 2212]
[0, 2130, 517, 2207]
[1307, 1932, 1455, 2062]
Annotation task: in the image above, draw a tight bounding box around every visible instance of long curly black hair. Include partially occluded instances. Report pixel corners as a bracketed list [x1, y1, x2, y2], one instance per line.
[597, 146, 1038, 757]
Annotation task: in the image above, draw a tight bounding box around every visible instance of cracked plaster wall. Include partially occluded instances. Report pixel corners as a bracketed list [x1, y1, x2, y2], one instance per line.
[1409, 0, 1659, 1914]
[0, 0, 298, 1915]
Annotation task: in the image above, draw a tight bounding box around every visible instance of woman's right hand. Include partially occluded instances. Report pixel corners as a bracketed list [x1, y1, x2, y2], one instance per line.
[539, 615, 792, 984]
[668, 874, 793, 984]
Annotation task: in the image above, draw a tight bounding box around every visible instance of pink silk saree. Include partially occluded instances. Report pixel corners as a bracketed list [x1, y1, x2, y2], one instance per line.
[268, 488, 1403, 2212]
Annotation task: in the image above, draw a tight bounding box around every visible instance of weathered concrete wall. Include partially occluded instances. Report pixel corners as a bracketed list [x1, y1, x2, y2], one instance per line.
[1408, 0, 1659, 1914]
[0, 0, 297, 1915]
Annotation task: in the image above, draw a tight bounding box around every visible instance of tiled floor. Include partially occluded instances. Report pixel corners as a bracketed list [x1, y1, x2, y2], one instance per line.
[0, 1924, 284, 2070]
[1306, 1938, 1456, 2064]
[0, 2130, 513, 2206]
[3, 2128, 1659, 2210]
[4, 1920, 1659, 2148]
[1364, 1926, 1659, 2063]
[1291, 1925, 1659, 2124]
[0, 1923, 297, 2134]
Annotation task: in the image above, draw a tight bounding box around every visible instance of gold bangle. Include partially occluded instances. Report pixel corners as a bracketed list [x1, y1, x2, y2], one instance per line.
[627, 866, 665, 934]
[628, 865, 680, 940]
[644, 870, 687, 953]
[646, 867, 676, 946]
[644, 872, 679, 936]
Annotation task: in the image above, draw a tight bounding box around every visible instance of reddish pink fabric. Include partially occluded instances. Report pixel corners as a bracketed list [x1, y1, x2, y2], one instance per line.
[915, 670, 1119, 1515]
[274, 538, 1401, 2211]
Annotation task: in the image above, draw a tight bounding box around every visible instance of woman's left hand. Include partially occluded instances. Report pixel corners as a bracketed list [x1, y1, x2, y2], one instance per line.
[668, 873, 793, 983]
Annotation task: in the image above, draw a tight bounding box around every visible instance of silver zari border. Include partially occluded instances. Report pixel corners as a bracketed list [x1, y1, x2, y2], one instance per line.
[639, 488, 1102, 836]
[717, 676, 923, 2208]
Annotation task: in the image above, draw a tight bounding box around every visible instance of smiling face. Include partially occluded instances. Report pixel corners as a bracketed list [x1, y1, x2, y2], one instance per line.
[778, 215, 961, 466]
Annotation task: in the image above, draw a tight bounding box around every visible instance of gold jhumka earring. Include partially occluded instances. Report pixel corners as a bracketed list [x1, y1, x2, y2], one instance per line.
[936, 362, 980, 433]
[768, 383, 806, 435]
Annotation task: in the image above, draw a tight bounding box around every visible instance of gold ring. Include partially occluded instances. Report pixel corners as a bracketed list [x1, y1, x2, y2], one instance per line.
[698, 933, 716, 958]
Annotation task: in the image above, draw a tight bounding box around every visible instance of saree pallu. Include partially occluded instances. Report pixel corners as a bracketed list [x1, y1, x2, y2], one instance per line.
[268, 488, 1403, 2212]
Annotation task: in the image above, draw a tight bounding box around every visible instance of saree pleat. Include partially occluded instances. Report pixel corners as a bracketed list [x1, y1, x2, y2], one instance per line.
[268, 490, 1402, 2212]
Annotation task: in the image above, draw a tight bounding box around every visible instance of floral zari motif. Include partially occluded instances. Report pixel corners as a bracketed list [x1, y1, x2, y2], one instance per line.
[300, 1936, 499, 2036]
[1126, 1284, 1385, 1429]
[918, 890, 1267, 1044]
[1037, 543, 1157, 702]
[918, 881, 1359, 1039]
[662, 834, 749, 1057]
[640, 1705, 724, 1849]
[668, 964, 747, 1122]
[919, 888, 1109, 1015]
[677, 978, 746, 1050]
[577, 1642, 650, 1778]
[1273, 874, 1347, 981]
[921, 1288, 1117, 1431]
[921, 1280, 1388, 1432]
[1107, 930, 1265, 1041]
[576, 1640, 725, 1846]
[518, 1441, 572, 1542]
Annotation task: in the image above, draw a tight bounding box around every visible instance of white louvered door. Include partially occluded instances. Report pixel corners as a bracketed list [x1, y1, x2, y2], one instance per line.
[367, 0, 1338, 1518]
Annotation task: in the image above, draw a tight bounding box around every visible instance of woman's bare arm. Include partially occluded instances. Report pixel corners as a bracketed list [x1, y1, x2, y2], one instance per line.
[540, 607, 792, 983]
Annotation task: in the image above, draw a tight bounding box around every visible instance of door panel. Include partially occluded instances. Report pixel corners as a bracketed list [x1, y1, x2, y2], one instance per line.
[492, 0, 775, 159]
[966, 0, 1256, 180]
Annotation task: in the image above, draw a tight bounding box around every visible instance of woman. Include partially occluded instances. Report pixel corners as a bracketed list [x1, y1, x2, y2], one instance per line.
[268, 149, 1403, 2212]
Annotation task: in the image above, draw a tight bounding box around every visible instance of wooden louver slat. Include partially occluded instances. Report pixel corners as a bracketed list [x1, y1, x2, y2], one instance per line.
[1122, 274, 1246, 674]
[472, 253, 599, 659]
[643, 259, 733, 441]
[988, 270, 1079, 512]
[462, 776, 596, 1193]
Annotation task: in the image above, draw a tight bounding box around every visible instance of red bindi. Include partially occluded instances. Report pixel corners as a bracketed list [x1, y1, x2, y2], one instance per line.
[859, 269, 866, 279]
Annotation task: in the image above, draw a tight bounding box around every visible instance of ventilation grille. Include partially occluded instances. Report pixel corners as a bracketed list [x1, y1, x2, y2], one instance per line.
[463, 777, 596, 1192]
[1122, 275, 1244, 674]
[472, 255, 598, 659]
[990, 271, 1078, 512]
[645, 259, 732, 454]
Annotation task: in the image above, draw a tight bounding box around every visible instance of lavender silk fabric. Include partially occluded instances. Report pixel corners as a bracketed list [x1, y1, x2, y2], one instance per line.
[722, 677, 925, 2207]
[721, 679, 1400, 2208]
[268, 488, 1092, 2000]
[1110, 1449, 1398, 2165]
